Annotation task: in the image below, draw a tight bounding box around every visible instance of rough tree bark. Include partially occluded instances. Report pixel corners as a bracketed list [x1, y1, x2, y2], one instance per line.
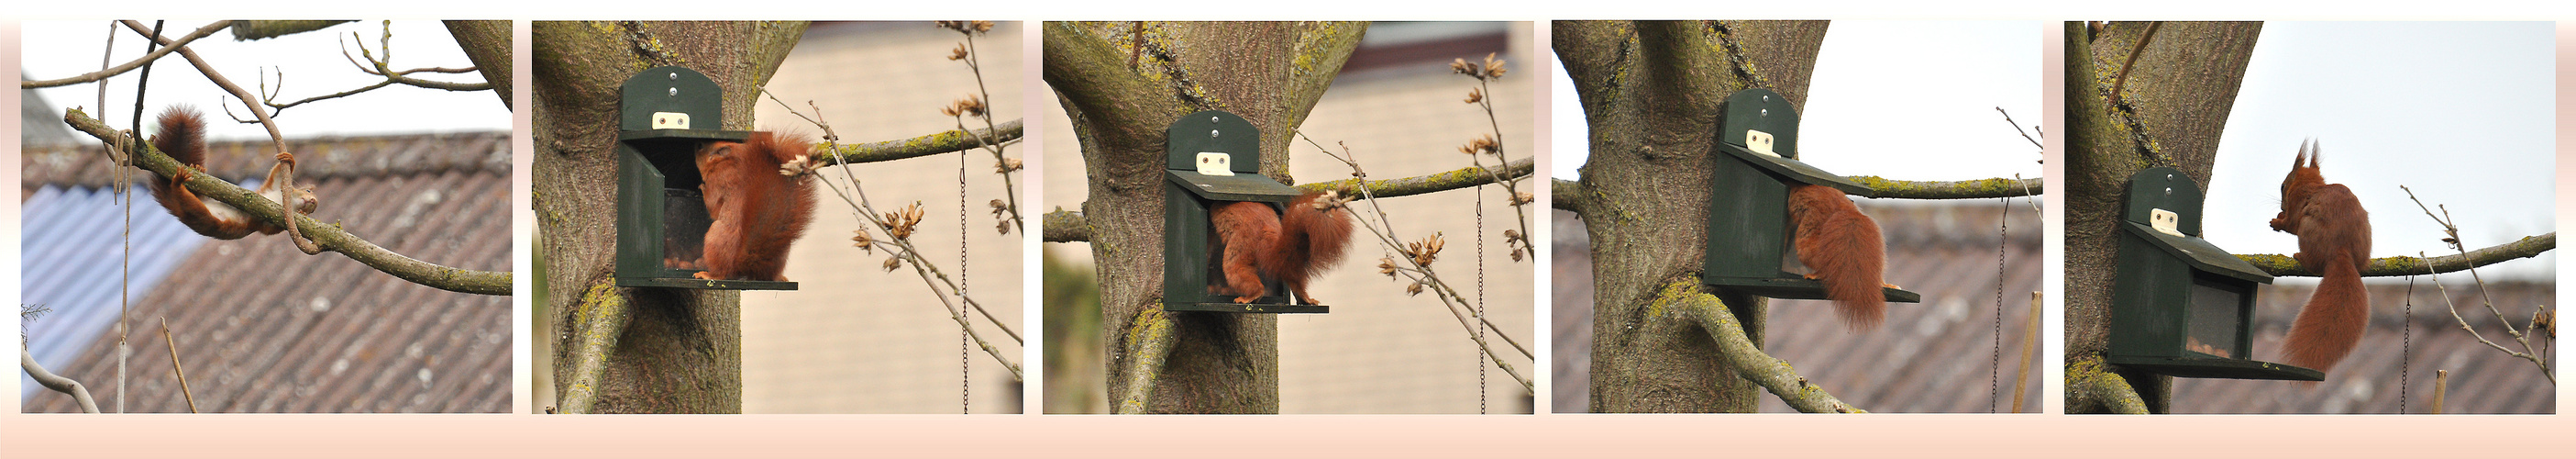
[2062, 21, 2263, 414]
[1043, 21, 1364, 413]
[1554, 20, 1828, 412]
[533, 21, 807, 414]
[444, 20, 514, 110]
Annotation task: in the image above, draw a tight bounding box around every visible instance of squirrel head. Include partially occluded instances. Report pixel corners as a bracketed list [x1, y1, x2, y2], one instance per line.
[2269, 139, 2330, 233]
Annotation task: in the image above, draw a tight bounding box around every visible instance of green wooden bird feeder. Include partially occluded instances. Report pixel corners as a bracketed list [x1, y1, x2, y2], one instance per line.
[1699, 88, 1919, 305]
[612, 65, 792, 290]
[2106, 167, 2318, 381]
[1161, 110, 1324, 314]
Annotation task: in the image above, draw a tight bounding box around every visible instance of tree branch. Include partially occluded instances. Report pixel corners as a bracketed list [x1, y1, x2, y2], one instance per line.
[1552, 178, 1581, 212]
[22, 349, 102, 413]
[1043, 22, 1188, 137]
[1296, 157, 1533, 198]
[818, 119, 1023, 166]
[1851, 176, 2044, 199]
[442, 20, 514, 109]
[2067, 357, 2150, 414]
[1042, 159, 1531, 243]
[264, 22, 495, 117]
[2239, 232, 2554, 277]
[1113, 308, 1175, 414]
[1041, 209, 1088, 243]
[120, 21, 291, 157]
[228, 20, 354, 40]
[65, 109, 513, 295]
[1666, 281, 1864, 413]
[20, 21, 231, 89]
[555, 282, 630, 415]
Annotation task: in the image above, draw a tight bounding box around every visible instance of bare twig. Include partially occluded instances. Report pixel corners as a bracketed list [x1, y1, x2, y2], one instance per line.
[160, 317, 197, 413]
[761, 85, 1023, 382]
[1301, 133, 1532, 392]
[940, 23, 1024, 234]
[1996, 106, 2044, 152]
[1450, 53, 1534, 262]
[261, 22, 492, 117]
[2400, 185, 2552, 384]
[817, 142, 1024, 380]
[22, 349, 102, 413]
[2012, 291, 2040, 413]
[21, 21, 233, 89]
[2431, 370, 2449, 414]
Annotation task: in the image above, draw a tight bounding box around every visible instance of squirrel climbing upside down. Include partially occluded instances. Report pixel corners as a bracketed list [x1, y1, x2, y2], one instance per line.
[148, 106, 318, 240]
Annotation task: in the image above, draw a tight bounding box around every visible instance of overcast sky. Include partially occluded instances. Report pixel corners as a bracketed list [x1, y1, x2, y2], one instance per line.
[2205, 22, 2553, 281]
[1551, 21, 2047, 184]
[21, 20, 508, 141]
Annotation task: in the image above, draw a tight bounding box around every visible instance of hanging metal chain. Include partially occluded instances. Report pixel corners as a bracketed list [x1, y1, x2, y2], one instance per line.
[1476, 179, 1487, 414]
[1991, 197, 2007, 413]
[958, 129, 971, 415]
[2402, 273, 2416, 413]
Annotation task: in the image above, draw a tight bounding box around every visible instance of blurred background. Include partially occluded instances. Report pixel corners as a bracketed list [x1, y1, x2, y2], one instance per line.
[531, 21, 1025, 414]
[1041, 22, 1538, 414]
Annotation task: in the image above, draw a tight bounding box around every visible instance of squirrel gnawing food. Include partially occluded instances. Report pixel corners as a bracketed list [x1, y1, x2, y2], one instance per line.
[690, 131, 820, 282]
[2270, 140, 2372, 375]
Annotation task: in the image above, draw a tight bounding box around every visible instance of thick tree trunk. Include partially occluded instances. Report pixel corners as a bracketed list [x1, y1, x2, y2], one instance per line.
[2062, 21, 2261, 414]
[1043, 21, 1363, 413]
[532, 21, 807, 414]
[1554, 20, 1826, 412]
[443, 20, 514, 109]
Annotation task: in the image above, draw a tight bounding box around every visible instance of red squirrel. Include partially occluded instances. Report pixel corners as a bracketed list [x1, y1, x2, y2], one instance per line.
[2269, 140, 2371, 375]
[148, 106, 318, 240]
[1786, 184, 1888, 330]
[1207, 190, 1354, 305]
[691, 131, 819, 282]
